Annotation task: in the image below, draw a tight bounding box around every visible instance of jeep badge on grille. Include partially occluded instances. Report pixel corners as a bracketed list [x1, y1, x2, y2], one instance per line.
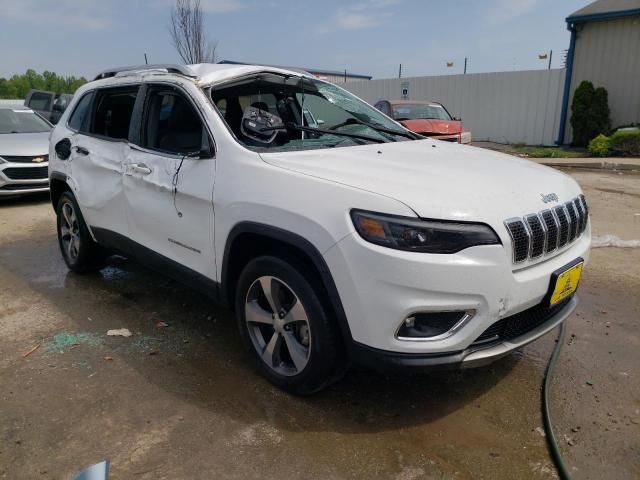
[540, 193, 559, 203]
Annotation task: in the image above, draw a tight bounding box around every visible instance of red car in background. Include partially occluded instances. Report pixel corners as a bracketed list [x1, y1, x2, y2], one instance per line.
[374, 99, 472, 144]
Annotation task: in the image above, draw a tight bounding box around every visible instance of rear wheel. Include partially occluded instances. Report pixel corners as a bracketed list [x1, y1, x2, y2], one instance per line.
[56, 191, 104, 272]
[235, 256, 344, 394]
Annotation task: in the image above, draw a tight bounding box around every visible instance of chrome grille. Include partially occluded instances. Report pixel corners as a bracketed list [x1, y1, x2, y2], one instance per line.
[525, 214, 545, 258]
[565, 201, 578, 242]
[574, 198, 586, 234]
[541, 210, 558, 253]
[505, 196, 589, 264]
[504, 219, 530, 262]
[2, 166, 48, 180]
[554, 206, 570, 247]
[0, 155, 48, 164]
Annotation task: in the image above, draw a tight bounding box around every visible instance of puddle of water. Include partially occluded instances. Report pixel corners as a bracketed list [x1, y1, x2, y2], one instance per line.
[592, 234, 640, 248]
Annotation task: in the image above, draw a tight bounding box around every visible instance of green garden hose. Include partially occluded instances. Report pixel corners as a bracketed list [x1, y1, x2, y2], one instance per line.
[542, 322, 571, 480]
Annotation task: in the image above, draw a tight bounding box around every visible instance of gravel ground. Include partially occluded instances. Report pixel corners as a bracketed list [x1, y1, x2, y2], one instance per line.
[0, 169, 638, 479]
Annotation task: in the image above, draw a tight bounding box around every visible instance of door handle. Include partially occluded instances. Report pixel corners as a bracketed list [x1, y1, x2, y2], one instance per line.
[130, 163, 152, 175]
[75, 146, 89, 156]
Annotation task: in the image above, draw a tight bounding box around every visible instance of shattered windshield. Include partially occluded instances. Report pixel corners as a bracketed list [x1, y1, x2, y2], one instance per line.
[210, 73, 411, 152]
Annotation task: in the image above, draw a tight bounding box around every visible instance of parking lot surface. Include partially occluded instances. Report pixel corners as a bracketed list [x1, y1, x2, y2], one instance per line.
[1, 169, 638, 479]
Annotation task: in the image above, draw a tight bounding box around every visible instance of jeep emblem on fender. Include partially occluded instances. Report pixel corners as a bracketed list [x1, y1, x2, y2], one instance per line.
[541, 193, 559, 203]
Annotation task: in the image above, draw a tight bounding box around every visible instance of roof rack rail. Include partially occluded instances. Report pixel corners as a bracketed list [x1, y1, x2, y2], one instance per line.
[93, 64, 196, 81]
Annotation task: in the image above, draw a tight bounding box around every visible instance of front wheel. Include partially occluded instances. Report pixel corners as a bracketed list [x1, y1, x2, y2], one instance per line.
[56, 191, 104, 272]
[235, 256, 345, 394]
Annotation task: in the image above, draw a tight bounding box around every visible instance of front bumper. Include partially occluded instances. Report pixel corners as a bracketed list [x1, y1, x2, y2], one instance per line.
[430, 134, 462, 143]
[429, 132, 472, 144]
[0, 162, 50, 196]
[323, 226, 590, 356]
[351, 296, 577, 371]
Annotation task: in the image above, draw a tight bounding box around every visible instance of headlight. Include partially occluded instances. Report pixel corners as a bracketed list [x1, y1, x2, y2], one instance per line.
[460, 131, 472, 144]
[351, 210, 500, 253]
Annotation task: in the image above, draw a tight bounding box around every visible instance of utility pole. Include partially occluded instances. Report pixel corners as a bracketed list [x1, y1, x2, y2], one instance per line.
[144, 53, 148, 65]
[464, 57, 468, 74]
[398, 63, 402, 79]
[548, 49, 553, 69]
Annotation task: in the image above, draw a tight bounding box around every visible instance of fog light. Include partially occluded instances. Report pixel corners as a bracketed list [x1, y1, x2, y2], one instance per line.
[396, 311, 473, 340]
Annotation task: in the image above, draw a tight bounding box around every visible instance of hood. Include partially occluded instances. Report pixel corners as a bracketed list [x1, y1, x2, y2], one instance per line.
[260, 139, 582, 227]
[0, 132, 50, 157]
[399, 119, 462, 135]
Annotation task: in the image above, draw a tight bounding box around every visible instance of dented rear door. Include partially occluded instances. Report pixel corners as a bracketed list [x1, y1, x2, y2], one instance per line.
[68, 134, 129, 237]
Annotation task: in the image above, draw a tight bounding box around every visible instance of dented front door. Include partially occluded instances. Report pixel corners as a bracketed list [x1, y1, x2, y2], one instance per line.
[123, 146, 216, 279]
[68, 134, 129, 237]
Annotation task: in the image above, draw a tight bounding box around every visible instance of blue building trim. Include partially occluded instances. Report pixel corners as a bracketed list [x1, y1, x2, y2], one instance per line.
[556, 25, 577, 145]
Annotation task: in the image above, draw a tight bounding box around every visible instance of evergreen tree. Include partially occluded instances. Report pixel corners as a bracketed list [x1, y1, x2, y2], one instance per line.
[570, 80, 611, 146]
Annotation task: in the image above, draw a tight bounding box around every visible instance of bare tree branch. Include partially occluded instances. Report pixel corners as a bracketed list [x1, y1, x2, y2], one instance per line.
[168, 0, 217, 64]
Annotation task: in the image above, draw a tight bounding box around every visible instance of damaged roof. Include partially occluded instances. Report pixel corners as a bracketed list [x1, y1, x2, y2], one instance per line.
[218, 60, 373, 80]
[189, 63, 306, 85]
[92, 63, 309, 85]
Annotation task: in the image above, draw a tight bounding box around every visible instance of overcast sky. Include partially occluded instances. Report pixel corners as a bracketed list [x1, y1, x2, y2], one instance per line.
[0, 0, 588, 80]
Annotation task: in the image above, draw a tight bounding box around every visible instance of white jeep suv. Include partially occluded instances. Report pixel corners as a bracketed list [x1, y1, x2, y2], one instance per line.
[48, 64, 591, 394]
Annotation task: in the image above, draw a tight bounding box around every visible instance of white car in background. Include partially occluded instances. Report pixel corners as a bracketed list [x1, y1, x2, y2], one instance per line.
[0, 105, 52, 196]
[48, 63, 590, 394]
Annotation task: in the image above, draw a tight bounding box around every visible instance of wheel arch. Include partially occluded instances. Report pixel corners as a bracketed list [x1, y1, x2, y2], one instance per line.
[49, 171, 71, 211]
[221, 222, 353, 344]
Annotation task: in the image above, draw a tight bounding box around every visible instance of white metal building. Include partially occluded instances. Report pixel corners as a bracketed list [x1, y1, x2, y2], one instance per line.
[558, 0, 640, 144]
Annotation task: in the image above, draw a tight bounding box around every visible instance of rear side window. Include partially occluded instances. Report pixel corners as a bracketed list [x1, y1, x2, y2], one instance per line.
[28, 92, 53, 111]
[375, 101, 392, 117]
[90, 87, 139, 140]
[68, 92, 94, 132]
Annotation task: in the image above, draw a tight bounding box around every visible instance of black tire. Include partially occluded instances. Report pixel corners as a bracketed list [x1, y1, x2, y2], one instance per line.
[56, 191, 104, 273]
[235, 255, 345, 395]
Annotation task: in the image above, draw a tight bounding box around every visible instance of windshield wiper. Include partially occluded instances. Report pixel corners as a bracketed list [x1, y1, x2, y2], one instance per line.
[262, 122, 386, 144]
[330, 117, 420, 140]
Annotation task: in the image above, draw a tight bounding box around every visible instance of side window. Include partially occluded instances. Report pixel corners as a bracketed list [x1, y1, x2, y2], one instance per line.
[90, 87, 139, 140]
[376, 101, 392, 117]
[28, 92, 53, 111]
[215, 98, 227, 116]
[142, 89, 209, 156]
[68, 92, 94, 132]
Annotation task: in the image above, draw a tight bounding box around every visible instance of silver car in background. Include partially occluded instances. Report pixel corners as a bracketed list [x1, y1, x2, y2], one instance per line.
[0, 105, 52, 196]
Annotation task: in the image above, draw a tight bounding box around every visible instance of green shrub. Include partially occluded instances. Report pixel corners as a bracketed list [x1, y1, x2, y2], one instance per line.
[570, 81, 611, 147]
[609, 130, 640, 156]
[588, 134, 611, 157]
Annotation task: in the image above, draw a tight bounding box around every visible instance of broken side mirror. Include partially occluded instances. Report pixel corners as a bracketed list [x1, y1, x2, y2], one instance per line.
[240, 106, 285, 144]
[55, 138, 72, 160]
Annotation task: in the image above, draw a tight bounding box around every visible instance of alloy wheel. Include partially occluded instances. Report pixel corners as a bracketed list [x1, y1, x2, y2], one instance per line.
[244, 276, 311, 376]
[60, 201, 81, 262]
